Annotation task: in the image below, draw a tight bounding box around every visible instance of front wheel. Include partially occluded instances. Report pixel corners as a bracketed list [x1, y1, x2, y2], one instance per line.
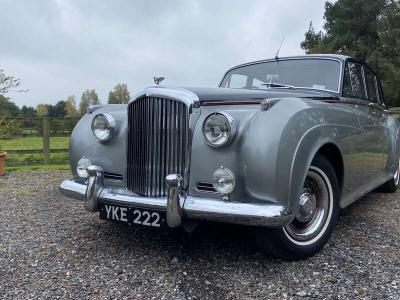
[254, 155, 340, 260]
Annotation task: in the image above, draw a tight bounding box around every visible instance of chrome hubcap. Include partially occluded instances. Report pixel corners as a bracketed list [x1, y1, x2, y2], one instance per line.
[296, 191, 317, 222]
[284, 167, 332, 244]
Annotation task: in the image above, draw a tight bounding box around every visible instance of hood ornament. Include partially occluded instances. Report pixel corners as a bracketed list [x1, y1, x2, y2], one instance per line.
[153, 76, 165, 85]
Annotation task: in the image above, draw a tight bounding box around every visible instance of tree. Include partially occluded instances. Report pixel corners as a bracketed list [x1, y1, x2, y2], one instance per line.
[79, 89, 100, 114]
[21, 105, 36, 118]
[0, 65, 21, 94]
[108, 83, 130, 104]
[48, 100, 66, 117]
[65, 95, 79, 117]
[0, 95, 20, 116]
[36, 104, 49, 117]
[301, 0, 400, 106]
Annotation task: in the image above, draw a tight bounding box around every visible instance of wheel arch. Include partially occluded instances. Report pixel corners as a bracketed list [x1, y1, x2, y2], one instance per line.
[288, 125, 344, 212]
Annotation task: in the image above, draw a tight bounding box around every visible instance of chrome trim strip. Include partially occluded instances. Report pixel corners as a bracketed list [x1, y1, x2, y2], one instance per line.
[130, 86, 200, 108]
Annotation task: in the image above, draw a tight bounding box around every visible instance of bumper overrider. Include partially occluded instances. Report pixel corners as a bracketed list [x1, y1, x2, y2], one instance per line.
[59, 165, 293, 228]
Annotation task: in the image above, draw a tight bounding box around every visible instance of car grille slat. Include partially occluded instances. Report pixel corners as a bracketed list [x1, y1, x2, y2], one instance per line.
[127, 96, 189, 197]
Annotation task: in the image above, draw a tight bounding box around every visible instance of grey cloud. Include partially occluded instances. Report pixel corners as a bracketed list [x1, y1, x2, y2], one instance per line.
[0, 0, 325, 107]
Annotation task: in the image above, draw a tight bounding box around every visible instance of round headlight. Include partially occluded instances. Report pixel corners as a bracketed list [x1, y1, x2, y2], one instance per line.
[77, 157, 92, 178]
[91, 113, 115, 143]
[202, 112, 236, 147]
[212, 166, 236, 194]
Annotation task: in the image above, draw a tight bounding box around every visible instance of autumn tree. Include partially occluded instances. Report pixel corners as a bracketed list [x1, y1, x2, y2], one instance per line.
[301, 0, 400, 106]
[108, 83, 130, 104]
[65, 95, 79, 117]
[79, 89, 100, 115]
[36, 104, 49, 117]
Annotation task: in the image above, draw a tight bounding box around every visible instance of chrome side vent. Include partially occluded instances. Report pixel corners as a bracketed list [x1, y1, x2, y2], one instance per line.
[196, 182, 217, 193]
[104, 172, 123, 181]
[127, 97, 189, 197]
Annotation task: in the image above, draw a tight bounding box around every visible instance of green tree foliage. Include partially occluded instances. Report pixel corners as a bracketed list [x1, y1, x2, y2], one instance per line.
[108, 83, 130, 104]
[21, 105, 36, 118]
[48, 100, 66, 117]
[301, 0, 400, 106]
[79, 89, 100, 115]
[0, 95, 20, 116]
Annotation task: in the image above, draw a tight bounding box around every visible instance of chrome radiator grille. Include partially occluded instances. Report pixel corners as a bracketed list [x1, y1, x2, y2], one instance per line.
[127, 97, 189, 197]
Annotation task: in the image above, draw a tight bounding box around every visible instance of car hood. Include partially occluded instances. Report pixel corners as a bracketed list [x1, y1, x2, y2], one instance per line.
[143, 85, 339, 102]
[182, 87, 339, 102]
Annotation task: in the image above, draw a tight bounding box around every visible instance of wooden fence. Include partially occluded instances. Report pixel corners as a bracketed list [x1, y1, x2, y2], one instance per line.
[1, 117, 79, 167]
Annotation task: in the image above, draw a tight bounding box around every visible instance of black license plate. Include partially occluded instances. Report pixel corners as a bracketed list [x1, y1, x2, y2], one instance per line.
[99, 203, 166, 228]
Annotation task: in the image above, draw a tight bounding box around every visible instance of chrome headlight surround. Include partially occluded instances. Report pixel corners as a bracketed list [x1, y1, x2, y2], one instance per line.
[202, 111, 237, 147]
[91, 113, 116, 143]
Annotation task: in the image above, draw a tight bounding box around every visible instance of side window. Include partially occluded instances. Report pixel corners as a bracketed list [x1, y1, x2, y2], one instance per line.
[348, 62, 367, 99]
[365, 68, 378, 103]
[342, 65, 353, 97]
[228, 74, 247, 88]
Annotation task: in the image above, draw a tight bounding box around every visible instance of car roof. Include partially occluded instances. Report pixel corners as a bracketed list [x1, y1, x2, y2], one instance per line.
[227, 54, 350, 72]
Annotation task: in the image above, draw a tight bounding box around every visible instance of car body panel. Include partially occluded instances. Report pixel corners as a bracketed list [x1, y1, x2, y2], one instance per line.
[65, 54, 400, 227]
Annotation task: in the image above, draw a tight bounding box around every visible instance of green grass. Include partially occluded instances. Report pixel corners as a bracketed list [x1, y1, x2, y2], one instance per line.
[0, 136, 69, 150]
[5, 164, 70, 172]
[6, 152, 69, 164]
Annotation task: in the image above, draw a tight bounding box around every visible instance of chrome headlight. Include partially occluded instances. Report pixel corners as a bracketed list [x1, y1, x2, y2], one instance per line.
[202, 112, 236, 147]
[91, 113, 115, 143]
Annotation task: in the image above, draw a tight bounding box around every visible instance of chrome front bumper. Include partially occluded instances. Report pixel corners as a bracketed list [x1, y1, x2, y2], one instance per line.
[59, 166, 293, 228]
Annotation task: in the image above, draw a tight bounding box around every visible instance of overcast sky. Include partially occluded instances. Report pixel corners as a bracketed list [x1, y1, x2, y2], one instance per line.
[1, 0, 326, 108]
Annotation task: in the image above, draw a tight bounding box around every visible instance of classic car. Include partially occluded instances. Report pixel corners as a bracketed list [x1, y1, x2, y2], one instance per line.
[60, 54, 400, 260]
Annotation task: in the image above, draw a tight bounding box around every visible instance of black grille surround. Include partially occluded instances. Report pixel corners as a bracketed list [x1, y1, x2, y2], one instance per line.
[127, 97, 189, 197]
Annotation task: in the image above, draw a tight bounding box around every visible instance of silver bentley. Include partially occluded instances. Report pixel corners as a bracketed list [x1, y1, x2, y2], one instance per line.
[60, 54, 400, 260]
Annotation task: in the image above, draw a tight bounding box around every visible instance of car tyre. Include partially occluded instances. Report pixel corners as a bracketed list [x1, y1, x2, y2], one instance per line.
[254, 154, 340, 260]
[377, 158, 400, 193]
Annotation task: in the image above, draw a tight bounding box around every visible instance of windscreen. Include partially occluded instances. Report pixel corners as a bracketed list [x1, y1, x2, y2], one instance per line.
[220, 59, 341, 92]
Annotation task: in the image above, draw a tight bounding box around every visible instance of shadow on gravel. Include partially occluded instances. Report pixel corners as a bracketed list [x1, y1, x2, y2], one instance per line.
[98, 220, 263, 260]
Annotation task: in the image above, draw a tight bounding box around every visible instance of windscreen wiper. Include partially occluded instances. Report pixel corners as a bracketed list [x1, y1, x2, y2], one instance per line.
[261, 82, 295, 89]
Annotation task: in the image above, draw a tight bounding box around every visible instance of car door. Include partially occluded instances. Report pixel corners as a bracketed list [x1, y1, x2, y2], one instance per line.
[364, 66, 389, 172]
[347, 61, 383, 180]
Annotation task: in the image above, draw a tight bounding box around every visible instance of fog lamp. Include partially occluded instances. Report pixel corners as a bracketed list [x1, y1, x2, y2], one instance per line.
[77, 157, 92, 178]
[212, 166, 235, 194]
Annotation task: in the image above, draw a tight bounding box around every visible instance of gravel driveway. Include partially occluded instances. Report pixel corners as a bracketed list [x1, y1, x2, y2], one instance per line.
[0, 171, 399, 299]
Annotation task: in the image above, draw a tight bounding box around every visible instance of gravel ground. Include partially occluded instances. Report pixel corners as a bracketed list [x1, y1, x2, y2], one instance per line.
[0, 171, 399, 299]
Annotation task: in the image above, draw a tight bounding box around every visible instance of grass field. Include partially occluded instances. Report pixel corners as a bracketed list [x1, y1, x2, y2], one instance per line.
[5, 164, 70, 172]
[0, 136, 69, 150]
[1, 136, 70, 171]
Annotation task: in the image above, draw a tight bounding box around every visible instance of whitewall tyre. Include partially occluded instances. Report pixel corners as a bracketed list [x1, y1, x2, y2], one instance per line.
[254, 154, 340, 260]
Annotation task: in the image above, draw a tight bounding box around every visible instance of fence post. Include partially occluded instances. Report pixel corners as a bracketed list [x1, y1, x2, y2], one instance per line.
[42, 117, 50, 164]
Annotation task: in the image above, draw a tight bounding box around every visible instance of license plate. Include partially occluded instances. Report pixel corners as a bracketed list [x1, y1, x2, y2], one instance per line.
[99, 203, 165, 228]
